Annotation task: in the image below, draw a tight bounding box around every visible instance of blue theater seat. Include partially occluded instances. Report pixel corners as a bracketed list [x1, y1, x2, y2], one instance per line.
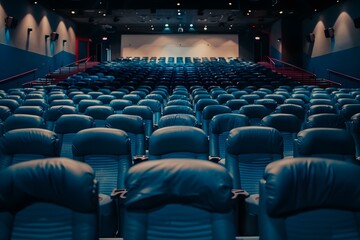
[105, 114, 146, 158]
[148, 126, 209, 160]
[260, 157, 360, 240]
[0, 128, 60, 168]
[294, 128, 355, 161]
[110, 99, 133, 114]
[209, 113, 249, 160]
[84, 105, 114, 127]
[261, 113, 301, 157]
[14, 106, 44, 117]
[2, 114, 46, 134]
[0, 158, 99, 240]
[138, 99, 162, 125]
[123, 105, 153, 137]
[45, 105, 77, 131]
[202, 105, 232, 135]
[225, 126, 283, 235]
[158, 113, 198, 128]
[72, 128, 132, 237]
[303, 113, 346, 129]
[122, 159, 236, 240]
[239, 104, 271, 126]
[54, 114, 95, 159]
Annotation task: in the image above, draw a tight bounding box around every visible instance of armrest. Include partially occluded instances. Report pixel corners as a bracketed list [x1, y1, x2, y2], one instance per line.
[232, 189, 250, 200]
[133, 155, 149, 164]
[209, 156, 221, 163]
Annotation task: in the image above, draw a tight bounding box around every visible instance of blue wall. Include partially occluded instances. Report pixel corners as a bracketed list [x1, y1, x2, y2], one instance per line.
[0, 43, 75, 80]
[303, 0, 360, 86]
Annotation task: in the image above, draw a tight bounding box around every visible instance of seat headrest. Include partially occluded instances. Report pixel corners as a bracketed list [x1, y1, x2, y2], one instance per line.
[195, 99, 219, 110]
[0, 106, 11, 121]
[72, 128, 130, 155]
[210, 113, 249, 134]
[304, 113, 345, 129]
[149, 126, 208, 155]
[45, 105, 77, 121]
[105, 114, 144, 133]
[261, 113, 301, 132]
[340, 104, 360, 119]
[0, 158, 98, 213]
[308, 105, 336, 115]
[138, 99, 162, 111]
[0, 128, 59, 156]
[84, 106, 114, 120]
[227, 126, 283, 154]
[3, 114, 45, 132]
[158, 114, 197, 128]
[202, 105, 232, 120]
[264, 157, 360, 217]
[125, 159, 233, 212]
[239, 104, 270, 118]
[123, 106, 153, 120]
[55, 114, 94, 134]
[296, 128, 355, 155]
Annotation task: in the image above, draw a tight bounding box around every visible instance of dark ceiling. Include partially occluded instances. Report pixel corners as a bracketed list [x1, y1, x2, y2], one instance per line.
[32, 0, 341, 36]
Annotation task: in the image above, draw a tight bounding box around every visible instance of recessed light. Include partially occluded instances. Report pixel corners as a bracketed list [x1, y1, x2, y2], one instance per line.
[177, 2, 180, 6]
[178, 12, 181, 15]
[71, 10, 75, 14]
[279, 10, 283, 14]
[190, 24, 194, 27]
[204, 26, 207, 30]
[314, 9, 317, 12]
[165, 23, 169, 27]
[103, 13, 106, 17]
[34, 1, 38, 4]
[255, 36, 260, 40]
[229, 2, 232, 6]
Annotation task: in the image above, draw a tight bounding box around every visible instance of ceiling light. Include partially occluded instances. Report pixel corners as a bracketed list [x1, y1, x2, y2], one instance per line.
[248, 10, 252, 13]
[177, 2, 180, 6]
[178, 12, 181, 15]
[102, 37, 108, 41]
[190, 24, 194, 27]
[279, 10, 283, 14]
[71, 10, 76, 14]
[103, 13, 106, 17]
[34, 1, 38, 4]
[255, 36, 260, 40]
[314, 9, 317, 12]
[151, 27, 154, 30]
[204, 25, 207, 30]
[229, 2, 232, 6]
[247, 12, 250, 16]
[165, 23, 169, 27]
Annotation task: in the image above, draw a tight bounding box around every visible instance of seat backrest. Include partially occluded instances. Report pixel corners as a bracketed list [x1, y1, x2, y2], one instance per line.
[195, 99, 219, 123]
[303, 113, 346, 129]
[45, 105, 77, 131]
[0, 106, 11, 121]
[239, 104, 271, 126]
[202, 105, 232, 135]
[260, 157, 360, 240]
[274, 104, 305, 120]
[148, 126, 209, 160]
[50, 99, 75, 107]
[0, 99, 20, 112]
[123, 94, 141, 104]
[225, 99, 249, 111]
[123, 159, 236, 240]
[0, 128, 60, 168]
[109, 99, 133, 113]
[254, 99, 278, 111]
[307, 104, 336, 116]
[158, 114, 198, 128]
[2, 114, 46, 133]
[78, 99, 102, 113]
[340, 104, 360, 121]
[14, 105, 44, 117]
[72, 128, 132, 194]
[163, 105, 195, 116]
[84, 106, 114, 127]
[294, 128, 355, 161]
[0, 158, 99, 240]
[138, 99, 162, 125]
[105, 114, 146, 156]
[209, 113, 249, 158]
[54, 114, 95, 158]
[123, 105, 153, 137]
[96, 94, 116, 104]
[261, 113, 301, 158]
[225, 126, 283, 193]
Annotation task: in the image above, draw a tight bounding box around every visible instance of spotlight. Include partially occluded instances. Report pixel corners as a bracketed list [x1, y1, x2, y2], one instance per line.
[255, 36, 261, 40]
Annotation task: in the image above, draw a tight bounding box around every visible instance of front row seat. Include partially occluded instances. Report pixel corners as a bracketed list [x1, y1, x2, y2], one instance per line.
[0, 158, 99, 240]
[260, 157, 360, 240]
[116, 159, 239, 240]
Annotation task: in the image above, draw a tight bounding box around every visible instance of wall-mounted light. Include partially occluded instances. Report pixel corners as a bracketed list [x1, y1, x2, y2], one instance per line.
[45, 34, 50, 40]
[277, 38, 282, 42]
[27, 28, 33, 34]
[63, 40, 67, 44]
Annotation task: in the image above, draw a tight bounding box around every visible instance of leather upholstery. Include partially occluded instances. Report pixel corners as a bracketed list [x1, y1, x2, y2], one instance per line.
[123, 159, 236, 240]
[2, 114, 46, 133]
[202, 105, 232, 135]
[158, 113, 198, 128]
[304, 113, 346, 129]
[260, 157, 360, 240]
[148, 126, 209, 160]
[295, 128, 355, 161]
[0, 158, 98, 240]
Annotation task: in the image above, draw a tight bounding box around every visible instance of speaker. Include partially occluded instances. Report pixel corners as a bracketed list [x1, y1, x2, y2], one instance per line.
[324, 27, 334, 38]
[50, 32, 59, 41]
[354, 17, 360, 29]
[5, 16, 18, 29]
[306, 33, 315, 43]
